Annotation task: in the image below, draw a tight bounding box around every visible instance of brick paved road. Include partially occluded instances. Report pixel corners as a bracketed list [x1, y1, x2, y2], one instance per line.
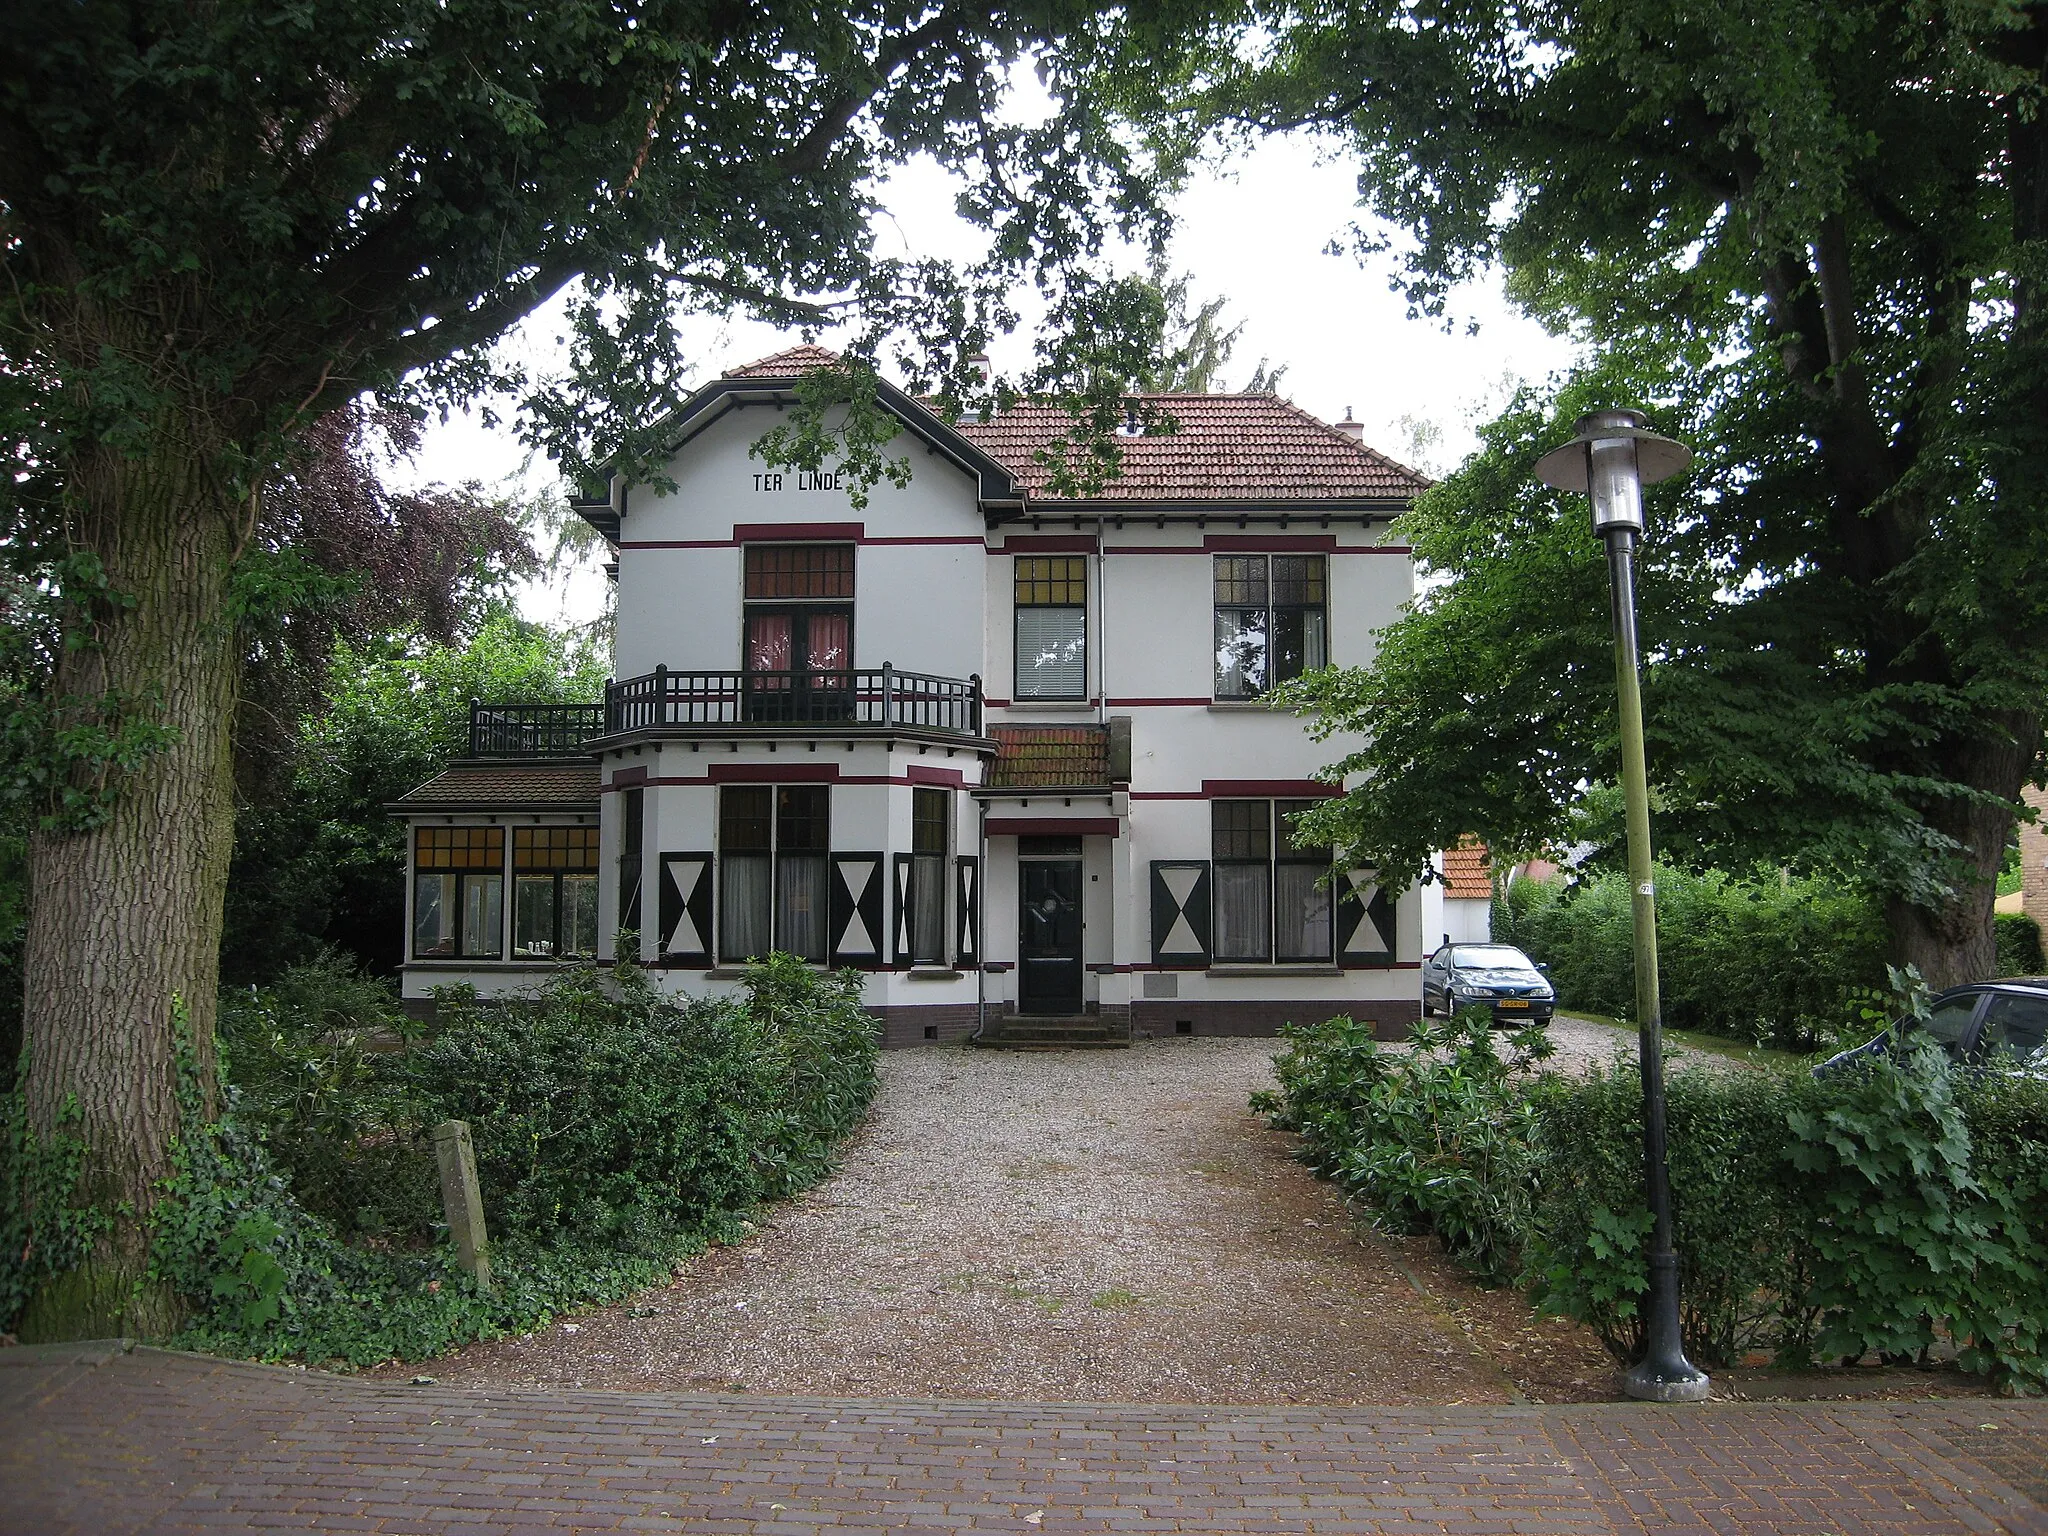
[3, 1342, 2044, 1536]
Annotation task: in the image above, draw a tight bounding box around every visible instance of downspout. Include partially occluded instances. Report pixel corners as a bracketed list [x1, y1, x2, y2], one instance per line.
[973, 797, 989, 1041]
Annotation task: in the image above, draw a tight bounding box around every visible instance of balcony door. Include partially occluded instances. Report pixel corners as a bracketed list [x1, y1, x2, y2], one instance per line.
[743, 544, 853, 721]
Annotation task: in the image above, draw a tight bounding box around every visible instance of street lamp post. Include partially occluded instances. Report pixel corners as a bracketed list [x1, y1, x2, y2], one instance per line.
[1535, 408, 1710, 1405]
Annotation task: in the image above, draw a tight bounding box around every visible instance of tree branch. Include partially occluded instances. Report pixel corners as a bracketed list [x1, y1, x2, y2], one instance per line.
[779, 8, 974, 176]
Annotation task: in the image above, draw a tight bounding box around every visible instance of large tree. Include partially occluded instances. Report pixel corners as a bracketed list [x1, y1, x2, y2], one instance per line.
[1, 0, 1177, 1337]
[1139, 0, 2048, 984]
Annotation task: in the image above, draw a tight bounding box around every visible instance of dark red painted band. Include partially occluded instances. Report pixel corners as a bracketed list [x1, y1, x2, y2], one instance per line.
[984, 816, 1121, 837]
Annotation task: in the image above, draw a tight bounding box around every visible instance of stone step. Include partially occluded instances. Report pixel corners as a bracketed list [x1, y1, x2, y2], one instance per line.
[972, 1014, 1131, 1049]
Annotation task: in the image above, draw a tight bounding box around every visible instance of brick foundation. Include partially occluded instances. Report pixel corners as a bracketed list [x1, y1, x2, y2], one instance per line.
[1130, 998, 1420, 1041]
[870, 1004, 986, 1049]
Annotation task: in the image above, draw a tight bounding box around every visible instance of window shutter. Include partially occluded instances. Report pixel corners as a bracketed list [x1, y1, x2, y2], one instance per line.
[954, 855, 980, 967]
[830, 853, 886, 968]
[658, 854, 714, 965]
[892, 853, 915, 967]
[1150, 861, 1212, 968]
[1335, 869, 1397, 966]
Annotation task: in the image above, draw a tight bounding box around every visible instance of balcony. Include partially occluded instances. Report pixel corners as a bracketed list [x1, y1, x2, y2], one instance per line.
[468, 666, 984, 758]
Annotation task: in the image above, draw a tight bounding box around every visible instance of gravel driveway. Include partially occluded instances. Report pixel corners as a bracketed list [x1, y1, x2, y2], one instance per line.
[388, 1035, 1621, 1405]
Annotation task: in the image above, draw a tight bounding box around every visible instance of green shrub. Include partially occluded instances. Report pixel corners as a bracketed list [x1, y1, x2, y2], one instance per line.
[1995, 912, 2044, 976]
[1257, 1012, 2048, 1390]
[1495, 867, 1888, 1050]
[1254, 1011, 1553, 1283]
[134, 954, 880, 1367]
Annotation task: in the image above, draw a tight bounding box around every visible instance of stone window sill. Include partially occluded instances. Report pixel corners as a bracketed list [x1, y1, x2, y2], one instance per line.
[1205, 964, 1343, 978]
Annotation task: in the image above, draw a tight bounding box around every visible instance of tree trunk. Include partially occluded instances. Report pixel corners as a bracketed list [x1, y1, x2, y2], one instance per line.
[1882, 710, 2037, 992]
[16, 430, 241, 1343]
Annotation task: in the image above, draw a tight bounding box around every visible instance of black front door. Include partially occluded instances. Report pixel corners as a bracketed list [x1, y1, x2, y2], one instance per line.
[1019, 859, 1083, 1015]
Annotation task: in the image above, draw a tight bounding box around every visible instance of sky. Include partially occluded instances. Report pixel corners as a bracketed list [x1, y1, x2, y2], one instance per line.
[401, 128, 1582, 628]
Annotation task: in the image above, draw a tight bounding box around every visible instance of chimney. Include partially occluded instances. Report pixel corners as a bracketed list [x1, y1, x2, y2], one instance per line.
[968, 353, 992, 386]
[1335, 406, 1365, 445]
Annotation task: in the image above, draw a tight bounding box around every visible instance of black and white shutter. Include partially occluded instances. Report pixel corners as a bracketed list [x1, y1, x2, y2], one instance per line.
[891, 853, 916, 967]
[1150, 861, 1212, 967]
[829, 853, 886, 968]
[1335, 868, 1397, 966]
[657, 853, 714, 965]
[954, 855, 980, 967]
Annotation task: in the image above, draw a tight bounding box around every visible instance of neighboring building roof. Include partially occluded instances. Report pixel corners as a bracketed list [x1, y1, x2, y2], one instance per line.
[988, 725, 1112, 788]
[955, 394, 1429, 503]
[1442, 841, 1492, 900]
[391, 762, 601, 810]
[728, 345, 844, 378]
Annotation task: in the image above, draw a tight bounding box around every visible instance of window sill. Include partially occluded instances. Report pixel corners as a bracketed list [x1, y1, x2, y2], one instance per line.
[1206, 964, 1343, 978]
[1207, 700, 1309, 714]
[1002, 699, 1096, 711]
[905, 966, 962, 979]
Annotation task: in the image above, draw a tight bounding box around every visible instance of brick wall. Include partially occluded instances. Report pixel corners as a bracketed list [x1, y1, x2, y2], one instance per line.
[871, 1003, 985, 1049]
[2023, 785, 2048, 937]
[1130, 998, 1419, 1041]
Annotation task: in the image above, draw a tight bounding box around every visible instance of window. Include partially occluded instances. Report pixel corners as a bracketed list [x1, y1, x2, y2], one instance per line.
[910, 787, 950, 963]
[1214, 554, 1327, 698]
[413, 826, 504, 959]
[1014, 556, 1087, 699]
[744, 545, 853, 721]
[1210, 800, 1332, 963]
[617, 787, 644, 945]
[1981, 994, 2048, 1064]
[513, 826, 599, 960]
[719, 784, 830, 963]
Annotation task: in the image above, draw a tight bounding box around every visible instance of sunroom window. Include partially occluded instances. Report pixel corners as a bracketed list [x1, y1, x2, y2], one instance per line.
[413, 826, 504, 959]
[513, 826, 599, 959]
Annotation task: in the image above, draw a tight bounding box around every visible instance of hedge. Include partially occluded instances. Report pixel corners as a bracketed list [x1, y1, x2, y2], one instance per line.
[1258, 1012, 2048, 1391]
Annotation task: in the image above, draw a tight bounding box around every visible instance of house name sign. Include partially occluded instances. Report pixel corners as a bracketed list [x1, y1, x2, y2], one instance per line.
[751, 471, 845, 493]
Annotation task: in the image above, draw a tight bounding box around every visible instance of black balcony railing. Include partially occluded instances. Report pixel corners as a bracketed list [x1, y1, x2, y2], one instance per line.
[468, 701, 607, 757]
[467, 666, 982, 757]
[608, 665, 982, 736]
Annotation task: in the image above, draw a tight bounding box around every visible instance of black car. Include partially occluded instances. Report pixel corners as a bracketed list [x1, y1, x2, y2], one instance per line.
[1813, 978, 2048, 1078]
[1422, 942, 1556, 1026]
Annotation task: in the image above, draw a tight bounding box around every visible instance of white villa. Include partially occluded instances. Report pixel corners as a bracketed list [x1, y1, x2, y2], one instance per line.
[391, 346, 1467, 1045]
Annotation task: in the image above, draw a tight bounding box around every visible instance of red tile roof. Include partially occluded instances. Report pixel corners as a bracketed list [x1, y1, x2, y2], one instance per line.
[956, 395, 1429, 503]
[1442, 841, 1491, 899]
[715, 346, 1427, 503]
[989, 725, 1113, 788]
[727, 345, 844, 378]
[392, 763, 600, 809]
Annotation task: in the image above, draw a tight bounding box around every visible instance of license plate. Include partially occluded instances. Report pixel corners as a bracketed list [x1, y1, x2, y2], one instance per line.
[1497, 999, 1530, 1009]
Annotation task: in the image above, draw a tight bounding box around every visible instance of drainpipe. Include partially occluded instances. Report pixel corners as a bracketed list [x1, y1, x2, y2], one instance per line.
[973, 797, 989, 1042]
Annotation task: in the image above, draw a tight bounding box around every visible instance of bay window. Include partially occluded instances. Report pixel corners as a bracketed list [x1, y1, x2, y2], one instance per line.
[513, 826, 599, 960]
[413, 826, 504, 959]
[1211, 800, 1332, 963]
[1214, 554, 1327, 698]
[1014, 555, 1087, 700]
[719, 784, 830, 963]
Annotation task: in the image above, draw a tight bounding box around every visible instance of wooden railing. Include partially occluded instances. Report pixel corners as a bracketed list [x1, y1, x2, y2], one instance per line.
[468, 701, 606, 757]
[467, 667, 983, 756]
[607, 665, 982, 736]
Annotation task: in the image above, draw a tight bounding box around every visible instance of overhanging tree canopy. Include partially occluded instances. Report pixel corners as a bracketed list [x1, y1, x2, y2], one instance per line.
[1132, 0, 2048, 984]
[1, 0, 1179, 1339]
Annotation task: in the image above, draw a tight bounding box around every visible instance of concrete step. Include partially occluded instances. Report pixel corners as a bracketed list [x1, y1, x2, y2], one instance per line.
[972, 1014, 1131, 1049]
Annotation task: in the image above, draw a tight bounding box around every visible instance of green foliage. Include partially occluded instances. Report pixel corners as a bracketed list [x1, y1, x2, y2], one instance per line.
[0, 1084, 109, 1334]
[1258, 1013, 2048, 1388]
[1494, 868, 1888, 1050]
[1996, 913, 2045, 977]
[1183, 0, 2048, 979]
[143, 955, 878, 1367]
[1255, 1011, 1554, 1283]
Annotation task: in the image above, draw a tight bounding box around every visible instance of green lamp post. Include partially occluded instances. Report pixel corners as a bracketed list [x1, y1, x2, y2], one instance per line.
[1535, 408, 1710, 1404]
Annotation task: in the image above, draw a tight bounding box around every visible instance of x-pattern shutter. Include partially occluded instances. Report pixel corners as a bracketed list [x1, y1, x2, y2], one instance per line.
[954, 855, 980, 967]
[892, 853, 915, 967]
[830, 853, 886, 968]
[657, 853, 714, 965]
[1150, 861, 1211, 968]
[1335, 869, 1397, 966]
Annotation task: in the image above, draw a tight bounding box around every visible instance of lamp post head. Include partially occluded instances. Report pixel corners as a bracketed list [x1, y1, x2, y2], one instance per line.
[1533, 408, 1692, 539]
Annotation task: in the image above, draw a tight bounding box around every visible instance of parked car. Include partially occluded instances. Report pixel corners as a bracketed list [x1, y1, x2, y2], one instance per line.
[1422, 942, 1555, 1027]
[1813, 978, 2048, 1078]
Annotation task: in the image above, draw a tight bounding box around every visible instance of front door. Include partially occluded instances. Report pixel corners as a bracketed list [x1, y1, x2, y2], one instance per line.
[1018, 859, 1084, 1015]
